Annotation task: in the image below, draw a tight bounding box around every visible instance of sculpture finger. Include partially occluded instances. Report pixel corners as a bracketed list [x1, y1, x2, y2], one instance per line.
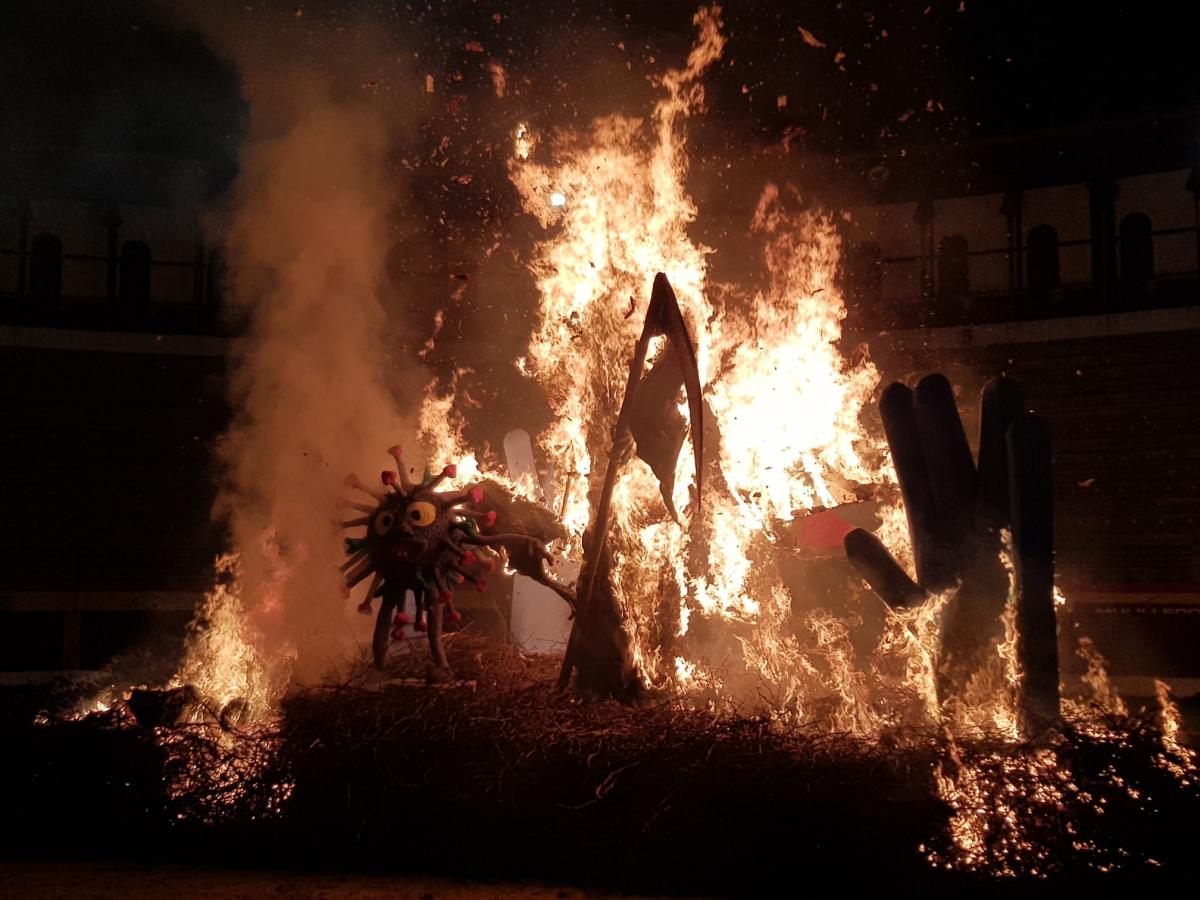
[976, 376, 1025, 531]
[879, 382, 937, 584]
[1007, 413, 1059, 729]
[843, 528, 926, 608]
[914, 374, 976, 543]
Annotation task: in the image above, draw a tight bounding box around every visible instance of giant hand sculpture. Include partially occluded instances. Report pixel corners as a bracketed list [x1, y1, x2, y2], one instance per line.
[843, 374, 1059, 729]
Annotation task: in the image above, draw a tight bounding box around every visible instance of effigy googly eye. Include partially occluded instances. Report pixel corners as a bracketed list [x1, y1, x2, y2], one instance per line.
[373, 510, 396, 535]
[405, 501, 437, 527]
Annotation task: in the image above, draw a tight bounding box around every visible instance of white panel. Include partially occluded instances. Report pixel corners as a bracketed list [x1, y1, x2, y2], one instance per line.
[503, 428, 571, 654]
[509, 573, 572, 654]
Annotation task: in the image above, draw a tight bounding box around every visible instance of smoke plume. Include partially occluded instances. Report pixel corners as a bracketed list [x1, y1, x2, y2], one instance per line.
[190, 6, 425, 683]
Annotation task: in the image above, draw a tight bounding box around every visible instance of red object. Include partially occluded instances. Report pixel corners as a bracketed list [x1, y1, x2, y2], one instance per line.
[796, 509, 856, 550]
[469, 486, 484, 505]
[443, 464, 457, 478]
[391, 626, 407, 640]
[357, 600, 373, 615]
[381, 470, 396, 485]
[387, 444, 402, 457]
[475, 578, 489, 592]
[394, 612, 412, 625]
[414, 621, 428, 633]
[484, 510, 497, 527]
[448, 610, 462, 623]
[461, 551, 477, 566]
[439, 590, 453, 604]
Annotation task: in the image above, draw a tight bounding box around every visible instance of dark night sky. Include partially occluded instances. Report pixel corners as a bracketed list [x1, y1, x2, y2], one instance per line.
[1, 3, 242, 159]
[2, 2, 1190, 158]
[1, 1, 1196, 200]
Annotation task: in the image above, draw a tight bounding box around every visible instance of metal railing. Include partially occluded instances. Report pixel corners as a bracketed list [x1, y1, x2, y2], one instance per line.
[0, 238, 225, 334]
[854, 222, 1200, 330]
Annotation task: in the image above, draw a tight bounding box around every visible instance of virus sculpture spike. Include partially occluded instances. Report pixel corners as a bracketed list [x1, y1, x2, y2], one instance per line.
[340, 446, 564, 678]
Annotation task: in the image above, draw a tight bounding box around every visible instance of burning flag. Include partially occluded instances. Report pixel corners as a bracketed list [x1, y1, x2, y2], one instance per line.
[563, 272, 704, 697]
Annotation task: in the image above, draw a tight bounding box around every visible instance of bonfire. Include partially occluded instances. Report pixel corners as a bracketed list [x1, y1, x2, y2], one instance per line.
[19, 4, 1198, 892]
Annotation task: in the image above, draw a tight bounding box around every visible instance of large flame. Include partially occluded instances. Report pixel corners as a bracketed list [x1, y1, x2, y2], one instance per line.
[501, 4, 923, 718]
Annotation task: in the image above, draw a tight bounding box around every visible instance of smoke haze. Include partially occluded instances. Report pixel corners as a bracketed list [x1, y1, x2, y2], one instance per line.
[185, 5, 426, 682]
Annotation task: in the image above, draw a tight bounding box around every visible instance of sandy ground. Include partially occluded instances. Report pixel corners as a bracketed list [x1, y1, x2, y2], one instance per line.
[0, 860, 686, 899]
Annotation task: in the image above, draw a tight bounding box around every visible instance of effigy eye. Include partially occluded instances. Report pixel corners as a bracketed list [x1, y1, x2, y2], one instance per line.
[373, 509, 396, 535]
[406, 501, 437, 527]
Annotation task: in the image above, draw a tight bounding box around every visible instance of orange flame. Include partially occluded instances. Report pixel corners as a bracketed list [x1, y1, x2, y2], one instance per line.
[499, 4, 929, 716]
[173, 553, 290, 722]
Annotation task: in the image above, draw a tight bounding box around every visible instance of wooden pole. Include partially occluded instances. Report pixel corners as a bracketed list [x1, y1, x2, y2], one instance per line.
[556, 300, 656, 691]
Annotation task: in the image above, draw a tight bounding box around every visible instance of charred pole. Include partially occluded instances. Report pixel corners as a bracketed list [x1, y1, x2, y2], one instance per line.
[557, 272, 703, 697]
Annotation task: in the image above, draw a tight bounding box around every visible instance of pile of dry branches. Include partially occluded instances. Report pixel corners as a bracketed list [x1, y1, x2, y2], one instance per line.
[6, 633, 1196, 894]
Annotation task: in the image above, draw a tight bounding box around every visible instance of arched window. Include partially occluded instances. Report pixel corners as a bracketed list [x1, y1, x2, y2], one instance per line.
[29, 232, 63, 303]
[119, 240, 152, 314]
[1119, 212, 1153, 285]
[1027, 224, 1060, 303]
[846, 241, 882, 309]
[937, 234, 969, 301]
